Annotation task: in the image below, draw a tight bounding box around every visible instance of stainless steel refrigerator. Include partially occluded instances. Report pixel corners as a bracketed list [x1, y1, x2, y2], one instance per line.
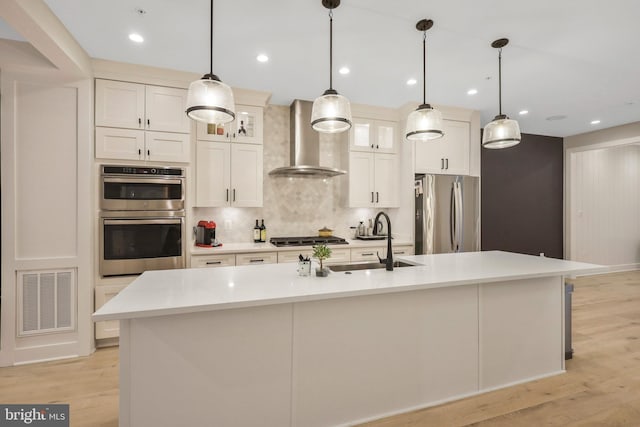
[415, 174, 480, 254]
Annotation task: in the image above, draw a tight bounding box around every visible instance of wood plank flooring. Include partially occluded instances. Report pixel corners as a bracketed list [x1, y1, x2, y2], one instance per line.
[0, 270, 638, 427]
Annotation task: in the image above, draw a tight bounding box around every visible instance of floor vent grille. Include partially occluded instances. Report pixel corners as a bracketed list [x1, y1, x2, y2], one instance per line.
[18, 269, 75, 336]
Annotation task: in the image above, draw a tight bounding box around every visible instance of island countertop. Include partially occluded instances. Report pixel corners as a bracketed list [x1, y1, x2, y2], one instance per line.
[93, 251, 604, 322]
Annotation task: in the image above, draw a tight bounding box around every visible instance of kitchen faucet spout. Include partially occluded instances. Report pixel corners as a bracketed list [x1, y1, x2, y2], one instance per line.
[373, 211, 393, 271]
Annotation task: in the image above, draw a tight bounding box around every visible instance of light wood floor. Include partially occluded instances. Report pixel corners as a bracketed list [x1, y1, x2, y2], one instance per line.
[1, 271, 639, 427]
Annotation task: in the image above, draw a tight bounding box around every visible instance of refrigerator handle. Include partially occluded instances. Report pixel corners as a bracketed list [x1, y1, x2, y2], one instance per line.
[455, 181, 463, 252]
[450, 184, 456, 251]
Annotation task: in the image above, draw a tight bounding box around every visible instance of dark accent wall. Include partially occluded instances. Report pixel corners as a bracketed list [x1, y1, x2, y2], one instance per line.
[481, 133, 564, 259]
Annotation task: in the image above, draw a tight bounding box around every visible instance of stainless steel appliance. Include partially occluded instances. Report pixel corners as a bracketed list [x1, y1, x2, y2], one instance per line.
[415, 174, 480, 254]
[100, 165, 185, 211]
[99, 164, 186, 276]
[270, 236, 348, 247]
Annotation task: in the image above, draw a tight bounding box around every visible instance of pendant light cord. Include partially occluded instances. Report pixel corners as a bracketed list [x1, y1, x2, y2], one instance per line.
[209, 0, 213, 75]
[498, 47, 502, 116]
[329, 9, 334, 90]
[422, 31, 427, 105]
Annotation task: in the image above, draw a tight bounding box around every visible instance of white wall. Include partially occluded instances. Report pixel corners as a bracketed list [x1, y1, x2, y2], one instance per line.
[564, 122, 640, 270]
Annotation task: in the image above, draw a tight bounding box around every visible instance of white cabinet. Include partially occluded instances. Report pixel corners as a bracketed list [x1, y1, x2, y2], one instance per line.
[196, 105, 263, 145]
[96, 128, 190, 163]
[348, 152, 399, 208]
[415, 120, 470, 175]
[191, 254, 236, 268]
[95, 79, 191, 163]
[95, 284, 128, 339]
[350, 119, 398, 154]
[235, 252, 277, 266]
[95, 79, 190, 133]
[351, 247, 384, 262]
[196, 141, 263, 207]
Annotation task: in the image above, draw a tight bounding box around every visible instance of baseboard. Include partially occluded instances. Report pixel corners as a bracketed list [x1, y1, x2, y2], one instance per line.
[96, 337, 119, 348]
[576, 263, 640, 276]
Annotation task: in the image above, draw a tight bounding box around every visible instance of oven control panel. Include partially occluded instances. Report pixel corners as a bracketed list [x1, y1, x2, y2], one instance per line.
[102, 165, 184, 176]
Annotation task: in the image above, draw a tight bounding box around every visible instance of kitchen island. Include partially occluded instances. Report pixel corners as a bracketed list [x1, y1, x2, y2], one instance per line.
[93, 251, 604, 427]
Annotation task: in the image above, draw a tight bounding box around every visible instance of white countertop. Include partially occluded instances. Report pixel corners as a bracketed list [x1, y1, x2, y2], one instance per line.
[190, 238, 413, 255]
[93, 251, 605, 322]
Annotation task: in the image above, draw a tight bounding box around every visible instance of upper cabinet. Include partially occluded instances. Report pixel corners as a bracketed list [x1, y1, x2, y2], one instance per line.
[95, 79, 191, 163]
[415, 119, 471, 176]
[196, 105, 263, 145]
[350, 119, 398, 154]
[95, 79, 190, 134]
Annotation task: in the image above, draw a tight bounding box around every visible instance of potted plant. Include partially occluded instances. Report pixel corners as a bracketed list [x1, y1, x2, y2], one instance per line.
[312, 244, 332, 277]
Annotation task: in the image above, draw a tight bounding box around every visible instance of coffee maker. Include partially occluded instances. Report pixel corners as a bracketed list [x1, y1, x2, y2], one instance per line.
[195, 220, 219, 247]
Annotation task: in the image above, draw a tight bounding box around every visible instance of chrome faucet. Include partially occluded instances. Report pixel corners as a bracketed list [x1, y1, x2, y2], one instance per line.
[373, 211, 393, 271]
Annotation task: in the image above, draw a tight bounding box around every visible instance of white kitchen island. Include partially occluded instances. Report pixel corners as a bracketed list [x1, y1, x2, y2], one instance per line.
[93, 251, 604, 427]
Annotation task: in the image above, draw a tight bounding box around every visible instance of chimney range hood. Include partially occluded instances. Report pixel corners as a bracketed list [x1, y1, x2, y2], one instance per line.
[268, 100, 347, 178]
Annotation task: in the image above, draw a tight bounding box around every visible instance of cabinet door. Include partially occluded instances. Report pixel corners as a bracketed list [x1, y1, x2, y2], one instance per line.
[375, 120, 398, 154]
[95, 80, 145, 129]
[441, 120, 470, 175]
[95, 127, 144, 160]
[233, 106, 263, 145]
[145, 86, 190, 133]
[349, 152, 375, 207]
[196, 141, 231, 207]
[415, 135, 445, 174]
[349, 120, 373, 152]
[95, 284, 128, 339]
[374, 153, 400, 207]
[231, 144, 263, 207]
[145, 132, 190, 163]
[196, 121, 232, 142]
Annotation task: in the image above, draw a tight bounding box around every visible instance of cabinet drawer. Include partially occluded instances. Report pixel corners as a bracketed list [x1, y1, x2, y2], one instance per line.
[351, 247, 384, 262]
[390, 245, 414, 257]
[323, 248, 351, 265]
[191, 254, 236, 268]
[236, 252, 277, 266]
[278, 250, 314, 264]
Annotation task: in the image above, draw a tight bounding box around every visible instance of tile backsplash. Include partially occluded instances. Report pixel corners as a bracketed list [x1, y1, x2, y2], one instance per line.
[193, 104, 407, 243]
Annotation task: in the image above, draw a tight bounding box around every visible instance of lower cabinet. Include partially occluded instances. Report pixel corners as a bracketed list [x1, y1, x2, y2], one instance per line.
[277, 248, 351, 265]
[351, 244, 414, 262]
[235, 252, 278, 266]
[191, 254, 236, 268]
[95, 284, 128, 340]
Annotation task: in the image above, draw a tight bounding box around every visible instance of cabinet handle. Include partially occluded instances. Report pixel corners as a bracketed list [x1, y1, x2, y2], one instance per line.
[376, 192, 379, 203]
[393, 251, 405, 255]
[138, 118, 142, 127]
[371, 144, 374, 148]
[138, 149, 142, 156]
[226, 189, 229, 202]
[249, 259, 264, 263]
[376, 144, 379, 149]
[441, 158, 444, 169]
[147, 118, 150, 127]
[362, 252, 374, 256]
[445, 158, 449, 169]
[147, 149, 150, 157]
[371, 192, 374, 203]
[233, 189, 236, 202]
[206, 261, 222, 265]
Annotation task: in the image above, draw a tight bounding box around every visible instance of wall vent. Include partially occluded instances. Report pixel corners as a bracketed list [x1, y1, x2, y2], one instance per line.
[17, 269, 75, 336]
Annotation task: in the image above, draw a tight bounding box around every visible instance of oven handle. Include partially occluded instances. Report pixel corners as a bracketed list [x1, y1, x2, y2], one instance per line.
[103, 218, 182, 226]
[103, 177, 183, 185]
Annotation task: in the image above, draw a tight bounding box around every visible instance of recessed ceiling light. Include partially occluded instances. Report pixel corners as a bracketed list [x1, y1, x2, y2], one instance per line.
[256, 54, 269, 63]
[467, 89, 478, 95]
[128, 33, 144, 43]
[339, 67, 350, 75]
[406, 78, 417, 86]
[591, 119, 601, 125]
[519, 110, 529, 115]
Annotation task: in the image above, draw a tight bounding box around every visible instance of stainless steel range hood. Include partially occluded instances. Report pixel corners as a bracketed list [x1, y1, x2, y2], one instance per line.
[269, 100, 346, 178]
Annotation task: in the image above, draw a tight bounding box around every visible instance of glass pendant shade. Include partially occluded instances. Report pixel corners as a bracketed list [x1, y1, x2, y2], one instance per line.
[186, 75, 235, 124]
[311, 91, 352, 133]
[482, 115, 521, 149]
[405, 104, 444, 141]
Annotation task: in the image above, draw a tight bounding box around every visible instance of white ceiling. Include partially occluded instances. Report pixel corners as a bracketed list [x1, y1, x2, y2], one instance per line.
[3, 0, 640, 137]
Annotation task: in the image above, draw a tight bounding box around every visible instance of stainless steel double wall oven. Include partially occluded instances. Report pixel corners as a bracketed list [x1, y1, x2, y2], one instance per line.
[99, 165, 186, 276]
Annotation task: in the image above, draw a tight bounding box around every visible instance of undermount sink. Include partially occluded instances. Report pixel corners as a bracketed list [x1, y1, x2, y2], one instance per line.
[329, 261, 419, 272]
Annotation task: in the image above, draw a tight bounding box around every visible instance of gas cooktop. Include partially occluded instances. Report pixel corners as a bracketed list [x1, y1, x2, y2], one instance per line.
[270, 236, 349, 247]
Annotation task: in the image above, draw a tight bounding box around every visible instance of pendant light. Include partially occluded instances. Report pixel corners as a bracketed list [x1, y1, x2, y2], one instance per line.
[482, 38, 521, 149]
[405, 19, 444, 141]
[185, 0, 235, 124]
[310, 0, 352, 134]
